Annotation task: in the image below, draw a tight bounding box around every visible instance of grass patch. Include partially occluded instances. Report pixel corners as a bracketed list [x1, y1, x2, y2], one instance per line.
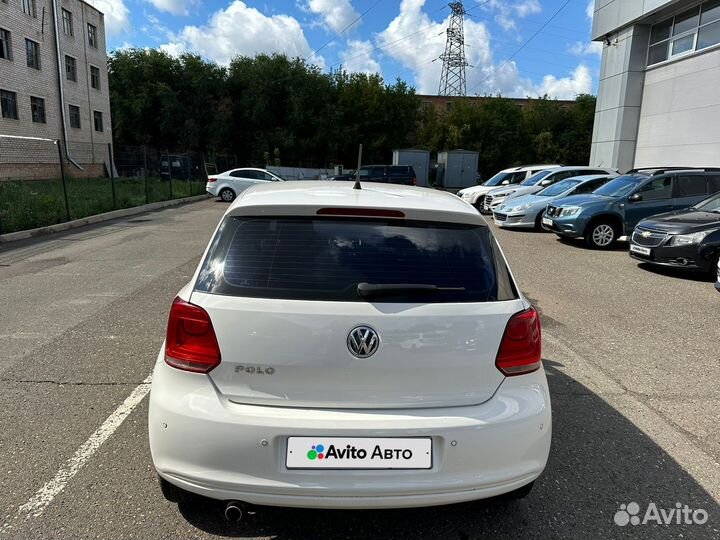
[0, 176, 207, 234]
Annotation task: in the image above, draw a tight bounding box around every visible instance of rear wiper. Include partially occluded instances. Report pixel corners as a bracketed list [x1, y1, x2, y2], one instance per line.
[357, 282, 465, 299]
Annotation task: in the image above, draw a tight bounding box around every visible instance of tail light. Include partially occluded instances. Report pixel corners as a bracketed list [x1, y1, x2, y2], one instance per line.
[208, 177, 217, 183]
[165, 297, 221, 373]
[495, 308, 542, 376]
[412, 176, 417, 186]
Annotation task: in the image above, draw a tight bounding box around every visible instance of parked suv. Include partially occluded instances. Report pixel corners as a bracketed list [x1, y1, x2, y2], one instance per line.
[458, 165, 561, 208]
[629, 190, 720, 274]
[543, 169, 720, 249]
[331, 165, 417, 185]
[150, 181, 551, 511]
[482, 166, 616, 215]
[493, 175, 614, 230]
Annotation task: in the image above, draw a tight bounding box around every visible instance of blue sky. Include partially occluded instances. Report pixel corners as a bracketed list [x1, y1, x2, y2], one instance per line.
[90, 0, 602, 99]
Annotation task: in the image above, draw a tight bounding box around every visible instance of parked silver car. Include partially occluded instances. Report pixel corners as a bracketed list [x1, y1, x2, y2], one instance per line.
[493, 175, 615, 230]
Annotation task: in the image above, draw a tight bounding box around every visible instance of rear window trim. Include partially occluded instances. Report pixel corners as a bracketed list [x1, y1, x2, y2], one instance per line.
[194, 215, 518, 304]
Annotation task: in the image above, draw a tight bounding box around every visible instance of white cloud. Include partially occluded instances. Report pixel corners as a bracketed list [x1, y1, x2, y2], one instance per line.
[377, 0, 591, 99]
[159, 42, 186, 57]
[377, 0, 492, 95]
[484, 0, 542, 31]
[305, 0, 359, 34]
[90, 0, 130, 37]
[569, 40, 603, 56]
[162, 1, 319, 66]
[340, 40, 381, 74]
[534, 64, 593, 98]
[146, 0, 196, 16]
[568, 1, 602, 57]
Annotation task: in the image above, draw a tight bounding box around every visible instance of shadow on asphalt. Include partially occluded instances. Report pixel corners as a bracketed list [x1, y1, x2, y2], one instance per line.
[555, 235, 629, 252]
[173, 361, 720, 539]
[635, 262, 716, 283]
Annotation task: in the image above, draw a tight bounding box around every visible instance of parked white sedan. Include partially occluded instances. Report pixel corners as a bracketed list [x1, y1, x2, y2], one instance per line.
[206, 168, 284, 202]
[149, 181, 551, 517]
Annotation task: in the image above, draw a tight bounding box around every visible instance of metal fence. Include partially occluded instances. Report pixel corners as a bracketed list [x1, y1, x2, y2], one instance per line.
[0, 134, 342, 235]
[0, 136, 219, 235]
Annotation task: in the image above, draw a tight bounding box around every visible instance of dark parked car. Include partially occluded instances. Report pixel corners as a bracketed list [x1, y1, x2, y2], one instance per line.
[331, 165, 417, 186]
[544, 168, 720, 249]
[629, 191, 720, 274]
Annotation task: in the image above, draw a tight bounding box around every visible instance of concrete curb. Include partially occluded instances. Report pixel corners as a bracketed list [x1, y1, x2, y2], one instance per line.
[0, 194, 211, 244]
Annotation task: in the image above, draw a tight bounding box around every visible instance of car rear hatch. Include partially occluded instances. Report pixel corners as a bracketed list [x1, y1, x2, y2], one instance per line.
[189, 211, 524, 410]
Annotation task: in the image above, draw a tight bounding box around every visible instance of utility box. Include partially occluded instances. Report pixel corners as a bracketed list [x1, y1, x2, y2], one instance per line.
[392, 149, 431, 187]
[436, 150, 479, 190]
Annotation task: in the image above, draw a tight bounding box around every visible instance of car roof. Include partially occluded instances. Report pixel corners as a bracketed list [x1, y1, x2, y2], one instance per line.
[501, 165, 560, 173]
[549, 166, 615, 172]
[227, 181, 484, 225]
[566, 174, 615, 182]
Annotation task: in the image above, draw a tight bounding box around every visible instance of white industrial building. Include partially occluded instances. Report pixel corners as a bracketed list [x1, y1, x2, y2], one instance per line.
[590, 0, 720, 171]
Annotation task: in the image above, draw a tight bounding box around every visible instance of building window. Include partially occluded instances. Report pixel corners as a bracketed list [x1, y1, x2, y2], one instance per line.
[25, 39, 40, 69]
[648, 0, 720, 66]
[62, 9, 73, 36]
[87, 23, 98, 48]
[30, 96, 46, 123]
[0, 89, 18, 119]
[0, 28, 11, 61]
[65, 55, 77, 81]
[93, 110, 103, 132]
[69, 104, 81, 128]
[90, 66, 100, 89]
[21, 0, 36, 17]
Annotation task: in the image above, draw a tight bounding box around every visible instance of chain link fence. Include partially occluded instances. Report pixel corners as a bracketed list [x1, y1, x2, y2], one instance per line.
[0, 136, 227, 235]
[1, 134, 340, 235]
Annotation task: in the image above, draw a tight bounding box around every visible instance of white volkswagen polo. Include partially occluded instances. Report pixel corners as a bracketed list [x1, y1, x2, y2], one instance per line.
[149, 181, 551, 515]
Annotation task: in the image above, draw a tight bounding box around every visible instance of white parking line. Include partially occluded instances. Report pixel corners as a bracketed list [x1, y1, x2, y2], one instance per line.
[0, 374, 153, 535]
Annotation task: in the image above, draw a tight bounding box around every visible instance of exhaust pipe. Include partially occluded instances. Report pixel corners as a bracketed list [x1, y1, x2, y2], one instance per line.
[676, 258, 689, 266]
[224, 501, 245, 523]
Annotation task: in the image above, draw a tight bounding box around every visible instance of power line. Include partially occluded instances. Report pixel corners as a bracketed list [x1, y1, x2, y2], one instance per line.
[333, 0, 494, 72]
[439, 1, 469, 96]
[311, 0, 385, 57]
[467, 0, 572, 95]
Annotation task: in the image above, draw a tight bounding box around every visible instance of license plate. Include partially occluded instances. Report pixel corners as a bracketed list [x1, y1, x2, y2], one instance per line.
[542, 217, 553, 227]
[630, 244, 651, 256]
[286, 437, 432, 470]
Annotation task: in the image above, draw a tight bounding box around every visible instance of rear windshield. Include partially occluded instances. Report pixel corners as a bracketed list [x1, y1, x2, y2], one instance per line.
[195, 217, 518, 303]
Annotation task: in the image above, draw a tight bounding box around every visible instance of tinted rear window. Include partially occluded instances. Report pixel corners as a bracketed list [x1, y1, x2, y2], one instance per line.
[195, 217, 517, 303]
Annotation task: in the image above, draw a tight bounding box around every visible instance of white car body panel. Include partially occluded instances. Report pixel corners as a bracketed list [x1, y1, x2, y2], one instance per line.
[458, 165, 560, 205]
[149, 181, 552, 508]
[206, 168, 284, 200]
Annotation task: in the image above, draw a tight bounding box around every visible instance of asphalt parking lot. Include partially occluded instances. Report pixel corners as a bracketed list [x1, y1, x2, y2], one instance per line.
[0, 198, 718, 539]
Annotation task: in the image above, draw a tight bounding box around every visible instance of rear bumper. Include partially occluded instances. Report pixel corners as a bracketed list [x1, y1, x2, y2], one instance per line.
[205, 183, 219, 196]
[149, 359, 552, 509]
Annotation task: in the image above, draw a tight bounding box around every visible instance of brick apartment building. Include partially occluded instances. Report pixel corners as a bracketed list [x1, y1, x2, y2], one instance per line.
[0, 0, 112, 179]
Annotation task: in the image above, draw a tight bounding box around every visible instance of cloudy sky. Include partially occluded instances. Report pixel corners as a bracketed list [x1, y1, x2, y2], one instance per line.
[89, 0, 602, 99]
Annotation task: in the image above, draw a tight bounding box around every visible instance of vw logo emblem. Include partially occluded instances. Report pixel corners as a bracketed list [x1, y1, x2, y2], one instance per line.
[347, 326, 380, 358]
